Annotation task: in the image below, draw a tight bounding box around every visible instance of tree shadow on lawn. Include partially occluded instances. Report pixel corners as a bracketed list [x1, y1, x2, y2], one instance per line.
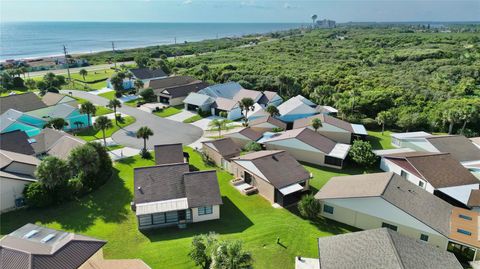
[142, 196, 253, 242]
[367, 135, 384, 150]
[0, 168, 132, 235]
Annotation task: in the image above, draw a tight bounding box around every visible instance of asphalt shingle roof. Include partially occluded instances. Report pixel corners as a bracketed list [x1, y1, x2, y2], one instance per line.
[154, 143, 185, 165]
[0, 130, 35, 155]
[129, 68, 167, 80]
[0, 93, 47, 114]
[292, 113, 354, 132]
[249, 116, 287, 130]
[159, 81, 209, 98]
[184, 170, 223, 208]
[317, 228, 462, 269]
[426, 135, 480, 162]
[263, 128, 336, 154]
[203, 138, 242, 158]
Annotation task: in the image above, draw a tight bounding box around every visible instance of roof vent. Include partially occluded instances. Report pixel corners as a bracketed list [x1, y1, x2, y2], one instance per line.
[27, 138, 37, 144]
[23, 230, 39, 239]
[41, 234, 56, 243]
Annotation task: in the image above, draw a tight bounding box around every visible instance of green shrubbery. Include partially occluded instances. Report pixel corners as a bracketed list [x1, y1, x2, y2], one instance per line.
[24, 142, 113, 208]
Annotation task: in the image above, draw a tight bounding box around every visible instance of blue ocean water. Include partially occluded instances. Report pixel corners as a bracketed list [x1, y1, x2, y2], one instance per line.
[0, 22, 303, 60]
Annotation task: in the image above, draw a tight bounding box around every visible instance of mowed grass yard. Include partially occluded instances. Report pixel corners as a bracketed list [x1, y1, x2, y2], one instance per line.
[75, 116, 135, 141]
[153, 105, 183, 118]
[0, 147, 372, 269]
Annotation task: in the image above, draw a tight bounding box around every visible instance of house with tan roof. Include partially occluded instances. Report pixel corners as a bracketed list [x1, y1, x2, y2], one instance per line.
[0, 223, 150, 269]
[224, 127, 264, 147]
[315, 172, 480, 262]
[248, 116, 287, 133]
[0, 150, 39, 212]
[41, 92, 77, 107]
[379, 152, 479, 207]
[276, 95, 317, 123]
[230, 150, 311, 206]
[259, 127, 351, 169]
[202, 138, 242, 170]
[292, 113, 368, 144]
[296, 228, 462, 269]
[29, 128, 85, 159]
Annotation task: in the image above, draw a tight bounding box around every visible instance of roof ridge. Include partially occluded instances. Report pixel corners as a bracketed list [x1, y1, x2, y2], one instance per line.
[183, 170, 216, 175]
[133, 162, 188, 171]
[384, 229, 406, 269]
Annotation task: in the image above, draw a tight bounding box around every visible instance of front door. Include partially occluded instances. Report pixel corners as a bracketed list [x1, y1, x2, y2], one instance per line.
[244, 171, 253, 184]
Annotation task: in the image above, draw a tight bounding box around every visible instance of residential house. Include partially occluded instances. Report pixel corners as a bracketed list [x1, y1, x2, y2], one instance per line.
[154, 143, 188, 165]
[248, 116, 287, 133]
[133, 163, 222, 229]
[257, 91, 283, 107]
[202, 138, 242, 170]
[0, 130, 35, 155]
[292, 113, 368, 144]
[296, 228, 462, 269]
[260, 127, 351, 169]
[0, 109, 42, 137]
[41, 92, 77, 107]
[315, 105, 338, 116]
[315, 172, 480, 262]
[106, 78, 134, 90]
[129, 67, 168, 87]
[247, 104, 270, 121]
[230, 150, 311, 206]
[0, 150, 39, 212]
[276, 95, 317, 123]
[0, 223, 151, 269]
[183, 93, 215, 112]
[379, 152, 479, 207]
[211, 97, 243, 120]
[0, 92, 47, 114]
[390, 131, 432, 148]
[225, 128, 264, 148]
[150, 76, 209, 106]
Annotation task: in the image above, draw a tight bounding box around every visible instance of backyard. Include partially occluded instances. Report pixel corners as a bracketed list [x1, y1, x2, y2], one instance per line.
[0, 147, 367, 269]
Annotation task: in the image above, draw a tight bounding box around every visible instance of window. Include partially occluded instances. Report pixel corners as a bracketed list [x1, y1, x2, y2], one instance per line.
[400, 170, 409, 179]
[418, 181, 424, 188]
[323, 204, 334, 214]
[198, 206, 213, 215]
[420, 234, 429, 242]
[138, 215, 153, 227]
[382, 222, 398, 231]
[457, 229, 472, 236]
[152, 213, 166, 224]
[325, 156, 343, 167]
[165, 211, 179, 223]
[459, 214, 472, 221]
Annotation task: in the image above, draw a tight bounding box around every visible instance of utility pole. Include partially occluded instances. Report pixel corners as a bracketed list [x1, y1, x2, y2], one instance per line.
[63, 45, 72, 84]
[111, 41, 117, 70]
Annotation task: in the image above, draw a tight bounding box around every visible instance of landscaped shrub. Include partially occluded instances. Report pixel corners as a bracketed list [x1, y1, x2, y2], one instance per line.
[140, 148, 152, 159]
[139, 88, 156, 102]
[244, 141, 262, 152]
[271, 127, 284, 132]
[12, 76, 24, 88]
[23, 182, 53, 208]
[348, 140, 378, 167]
[297, 194, 321, 220]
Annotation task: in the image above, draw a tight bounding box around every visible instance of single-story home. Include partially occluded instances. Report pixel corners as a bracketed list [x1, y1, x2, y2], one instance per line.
[154, 143, 188, 165]
[247, 104, 269, 122]
[292, 114, 368, 144]
[276, 95, 317, 123]
[315, 172, 480, 261]
[248, 116, 287, 133]
[315, 105, 338, 116]
[150, 76, 207, 105]
[260, 127, 351, 169]
[0, 223, 151, 269]
[133, 163, 222, 229]
[390, 131, 432, 148]
[257, 91, 283, 107]
[0, 109, 42, 137]
[0, 92, 47, 114]
[41, 92, 78, 107]
[298, 228, 462, 269]
[183, 92, 215, 113]
[0, 150, 39, 212]
[37, 132, 85, 160]
[198, 81, 244, 99]
[202, 138, 242, 170]
[379, 151, 479, 207]
[423, 135, 480, 163]
[230, 150, 311, 206]
[129, 67, 167, 87]
[224, 128, 263, 148]
[0, 130, 35, 155]
[211, 97, 243, 120]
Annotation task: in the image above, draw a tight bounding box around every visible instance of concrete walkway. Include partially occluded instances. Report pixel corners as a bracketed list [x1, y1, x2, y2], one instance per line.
[108, 147, 140, 161]
[61, 90, 203, 149]
[166, 110, 196, 122]
[89, 88, 113, 95]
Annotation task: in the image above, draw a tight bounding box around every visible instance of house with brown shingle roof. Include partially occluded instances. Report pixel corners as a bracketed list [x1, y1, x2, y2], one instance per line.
[154, 143, 188, 165]
[150, 76, 208, 106]
[315, 172, 480, 261]
[202, 138, 242, 170]
[0, 223, 150, 269]
[259, 127, 351, 169]
[230, 150, 311, 206]
[133, 163, 222, 229]
[224, 127, 263, 147]
[248, 116, 287, 133]
[0, 92, 47, 114]
[292, 113, 368, 144]
[379, 152, 479, 207]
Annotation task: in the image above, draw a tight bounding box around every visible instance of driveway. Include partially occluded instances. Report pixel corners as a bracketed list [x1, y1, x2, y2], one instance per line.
[166, 110, 196, 122]
[61, 90, 203, 149]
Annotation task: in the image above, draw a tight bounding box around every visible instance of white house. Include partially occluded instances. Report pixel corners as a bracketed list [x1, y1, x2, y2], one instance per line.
[390, 131, 432, 148]
[277, 95, 317, 123]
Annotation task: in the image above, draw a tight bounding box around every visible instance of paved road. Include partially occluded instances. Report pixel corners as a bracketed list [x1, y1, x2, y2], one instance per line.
[61, 90, 203, 149]
[28, 61, 133, 77]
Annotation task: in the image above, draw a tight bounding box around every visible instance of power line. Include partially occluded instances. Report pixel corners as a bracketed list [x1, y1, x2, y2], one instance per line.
[112, 41, 117, 70]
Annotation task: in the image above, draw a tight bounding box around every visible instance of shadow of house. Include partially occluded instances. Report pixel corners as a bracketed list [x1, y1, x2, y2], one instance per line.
[1, 167, 132, 234]
[142, 196, 253, 242]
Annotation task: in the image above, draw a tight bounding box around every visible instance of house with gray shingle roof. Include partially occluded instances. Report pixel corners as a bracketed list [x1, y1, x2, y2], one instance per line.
[225, 127, 264, 147]
[133, 163, 222, 229]
[315, 172, 480, 261]
[202, 138, 242, 170]
[295, 228, 462, 269]
[0, 223, 151, 269]
[0, 92, 47, 114]
[276, 95, 317, 123]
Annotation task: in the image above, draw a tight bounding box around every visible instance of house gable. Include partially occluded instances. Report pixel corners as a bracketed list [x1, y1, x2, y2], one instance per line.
[265, 138, 323, 153]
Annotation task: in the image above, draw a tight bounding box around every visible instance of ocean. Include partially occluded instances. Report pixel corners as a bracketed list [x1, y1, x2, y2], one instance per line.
[0, 22, 304, 61]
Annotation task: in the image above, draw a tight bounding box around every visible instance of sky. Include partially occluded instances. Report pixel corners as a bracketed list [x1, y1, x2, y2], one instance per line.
[1, 0, 479, 23]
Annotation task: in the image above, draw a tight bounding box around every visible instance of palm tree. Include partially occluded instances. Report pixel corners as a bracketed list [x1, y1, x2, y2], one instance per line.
[209, 119, 227, 137]
[79, 69, 88, 81]
[265, 105, 280, 117]
[45, 118, 69, 130]
[80, 101, 97, 127]
[134, 79, 144, 94]
[376, 111, 392, 135]
[136, 126, 154, 156]
[311, 14, 318, 26]
[211, 240, 253, 269]
[94, 116, 113, 147]
[311, 118, 322, 132]
[126, 72, 134, 81]
[110, 74, 124, 94]
[107, 99, 122, 125]
[443, 108, 462, 135]
[238, 97, 255, 126]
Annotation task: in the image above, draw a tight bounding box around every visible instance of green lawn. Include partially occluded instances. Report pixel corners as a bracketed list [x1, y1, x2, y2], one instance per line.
[0, 148, 360, 269]
[124, 99, 142, 107]
[95, 106, 114, 116]
[153, 106, 183, 118]
[367, 130, 394, 150]
[75, 116, 135, 141]
[107, 144, 125, 151]
[183, 114, 203, 123]
[98, 91, 116, 100]
[69, 69, 115, 91]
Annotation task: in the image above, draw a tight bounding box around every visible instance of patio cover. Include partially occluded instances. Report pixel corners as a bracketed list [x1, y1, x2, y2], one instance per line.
[279, 183, 303, 195]
[136, 197, 188, 215]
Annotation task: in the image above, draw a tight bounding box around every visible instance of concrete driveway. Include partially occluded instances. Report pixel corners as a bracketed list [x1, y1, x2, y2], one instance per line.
[166, 110, 196, 122]
[61, 90, 203, 149]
